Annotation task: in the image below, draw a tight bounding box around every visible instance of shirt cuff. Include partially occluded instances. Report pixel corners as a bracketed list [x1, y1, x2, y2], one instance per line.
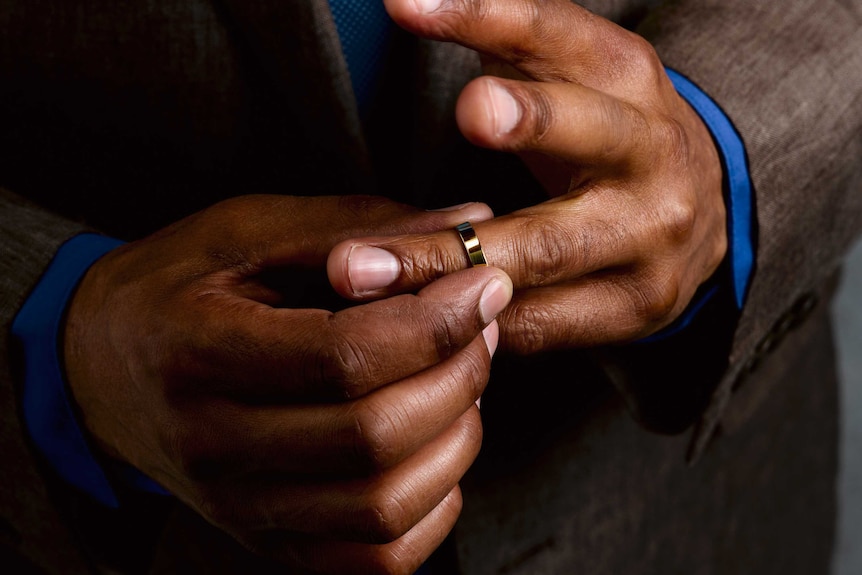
[11, 233, 171, 507]
[639, 67, 756, 343]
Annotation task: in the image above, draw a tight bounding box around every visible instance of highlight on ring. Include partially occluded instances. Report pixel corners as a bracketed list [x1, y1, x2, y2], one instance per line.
[455, 221, 488, 267]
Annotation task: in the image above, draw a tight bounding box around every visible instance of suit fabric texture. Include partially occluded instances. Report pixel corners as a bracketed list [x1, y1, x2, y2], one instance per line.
[1, 0, 861, 573]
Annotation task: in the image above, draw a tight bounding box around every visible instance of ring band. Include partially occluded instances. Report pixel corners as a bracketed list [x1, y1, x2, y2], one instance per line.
[455, 222, 488, 267]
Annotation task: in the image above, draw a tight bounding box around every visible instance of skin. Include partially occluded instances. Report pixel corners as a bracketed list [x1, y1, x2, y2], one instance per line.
[64, 195, 511, 575]
[331, 0, 727, 354]
[64, 0, 727, 573]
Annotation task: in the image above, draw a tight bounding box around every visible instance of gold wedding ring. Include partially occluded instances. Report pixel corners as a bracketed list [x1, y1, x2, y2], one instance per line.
[455, 222, 488, 267]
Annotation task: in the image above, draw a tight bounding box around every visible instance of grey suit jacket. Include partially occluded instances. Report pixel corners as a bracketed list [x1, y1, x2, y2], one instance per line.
[1, 0, 861, 573]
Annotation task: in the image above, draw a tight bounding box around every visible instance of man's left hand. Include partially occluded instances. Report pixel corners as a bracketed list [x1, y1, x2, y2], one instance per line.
[329, 0, 728, 353]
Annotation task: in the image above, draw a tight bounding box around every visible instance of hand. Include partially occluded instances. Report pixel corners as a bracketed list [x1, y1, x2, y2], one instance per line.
[63, 194, 513, 575]
[328, 0, 728, 353]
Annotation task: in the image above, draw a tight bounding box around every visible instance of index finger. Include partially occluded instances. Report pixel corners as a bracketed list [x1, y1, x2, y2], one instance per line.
[384, 0, 632, 84]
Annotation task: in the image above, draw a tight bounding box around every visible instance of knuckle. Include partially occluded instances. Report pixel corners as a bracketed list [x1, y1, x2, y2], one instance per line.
[451, 347, 492, 397]
[599, 99, 633, 158]
[505, 3, 547, 69]
[349, 403, 400, 471]
[485, 1, 566, 81]
[428, 303, 469, 361]
[166, 421, 223, 482]
[620, 33, 664, 87]
[424, 346, 491, 404]
[318, 330, 378, 399]
[500, 303, 552, 355]
[424, 0, 490, 39]
[358, 490, 411, 543]
[626, 271, 680, 327]
[461, 0, 492, 20]
[456, 409, 485, 453]
[592, 29, 658, 83]
[338, 195, 397, 227]
[657, 194, 697, 245]
[199, 201, 260, 263]
[516, 217, 588, 284]
[399, 239, 461, 284]
[338, 194, 391, 213]
[652, 115, 690, 165]
[206, 195, 249, 222]
[400, 296, 472, 363]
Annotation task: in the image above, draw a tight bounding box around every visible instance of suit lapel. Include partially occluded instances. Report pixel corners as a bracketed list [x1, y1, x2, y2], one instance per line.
[215, 0, 372, 192]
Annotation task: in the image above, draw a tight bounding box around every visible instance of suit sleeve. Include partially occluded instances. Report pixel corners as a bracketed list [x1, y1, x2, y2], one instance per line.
[597, 0, 862, 459]
[0, 188, 99, 573]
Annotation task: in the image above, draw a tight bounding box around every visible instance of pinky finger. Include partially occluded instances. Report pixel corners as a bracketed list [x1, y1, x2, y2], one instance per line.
[241, 488, 463, 575]
[497, 272, 685, 353]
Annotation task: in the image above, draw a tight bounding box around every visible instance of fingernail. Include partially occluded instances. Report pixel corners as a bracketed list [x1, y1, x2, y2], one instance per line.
[479, 277, 512, 324]
[414, 0, 443, 13]
[347, 245, 401, 294]
[430, 202, 475, 212]
[488, 82, 520, 136]
[482, 320, 499, 357]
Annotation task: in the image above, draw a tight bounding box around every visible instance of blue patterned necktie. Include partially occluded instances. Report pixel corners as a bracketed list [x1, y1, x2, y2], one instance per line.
[328, 0, 393, 113]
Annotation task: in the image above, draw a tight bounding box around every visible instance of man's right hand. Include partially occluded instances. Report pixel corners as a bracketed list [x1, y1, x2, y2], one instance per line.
[62, 194, 512, 575]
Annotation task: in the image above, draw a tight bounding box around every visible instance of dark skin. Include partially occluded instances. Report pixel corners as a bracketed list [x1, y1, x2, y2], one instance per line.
[64, 0, 726, 573]
[331, 0, 726, 353]
[65, 195, 510, 575]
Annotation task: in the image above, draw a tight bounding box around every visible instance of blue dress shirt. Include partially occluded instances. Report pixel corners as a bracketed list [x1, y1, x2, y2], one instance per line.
[10, 0, 754, 522]
[639, 67, 754, 342]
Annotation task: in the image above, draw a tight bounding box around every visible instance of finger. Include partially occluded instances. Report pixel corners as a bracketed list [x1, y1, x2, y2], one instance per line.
[241, 488, 462, 575]
[328, 206, 704, 350]
[165, 329, 494, 480]
[496, 267, 690, 352]
[174, 266, 512, 400]
[329, 195, 648, 299]
[195, 194, 493, 269]
[384, 0, 631, 84]
[204, 408, 481, 541]
[456, 77, 653, 169]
